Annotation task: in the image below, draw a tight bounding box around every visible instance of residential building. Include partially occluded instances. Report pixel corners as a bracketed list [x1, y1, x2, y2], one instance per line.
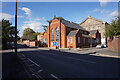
[89, 30, 101, 45]
[80, 16, 109, 44]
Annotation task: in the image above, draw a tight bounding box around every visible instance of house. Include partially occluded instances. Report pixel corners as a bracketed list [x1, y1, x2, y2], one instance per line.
[37, 16, 101, 48]
[89, 30, 101, 45]
[80, 16, 109, 44]
[37, 32, 48, 47]
[21, 36, 37, 47]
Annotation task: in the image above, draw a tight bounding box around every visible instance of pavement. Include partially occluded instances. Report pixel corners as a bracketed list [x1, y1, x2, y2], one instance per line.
[2, 50, 37, 80]
[37, 47, 120, 58]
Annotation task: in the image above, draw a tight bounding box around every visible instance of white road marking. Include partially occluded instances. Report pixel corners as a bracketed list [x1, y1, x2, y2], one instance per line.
[37, 69, 43, 73]
[32, 73, 35, 75]
[22, 54, 25, 57]
[50, 74, 60, 80]
[29, 64, 35, 66]
[28, 58, 40, 67]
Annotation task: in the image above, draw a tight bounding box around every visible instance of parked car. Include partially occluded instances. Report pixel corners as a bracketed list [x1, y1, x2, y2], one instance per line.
[23, 44, 29, 47]
[103, 44, 108, 48]
[96, 44, 104, 48]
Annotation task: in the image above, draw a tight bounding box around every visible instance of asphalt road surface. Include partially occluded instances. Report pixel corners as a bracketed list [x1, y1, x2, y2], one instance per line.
[18, 48, 119, 79]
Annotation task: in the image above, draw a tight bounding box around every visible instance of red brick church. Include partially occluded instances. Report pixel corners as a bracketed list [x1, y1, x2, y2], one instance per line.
[37, 16, 101, 48]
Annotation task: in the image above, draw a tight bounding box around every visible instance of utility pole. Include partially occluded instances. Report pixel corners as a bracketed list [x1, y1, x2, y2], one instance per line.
[15, 0, 17, 53]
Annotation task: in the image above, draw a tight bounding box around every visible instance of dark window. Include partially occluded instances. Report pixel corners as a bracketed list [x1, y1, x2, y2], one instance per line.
[83, 38, 85, 44]
[88, 38, 90, 44]
[78, 37, 80, 44]
[80, 31, 83, 34]
[85, 32, 87, 35]
[88, 27, 91, 30]
[56, 27, 59, 41]
[51, 29, 54, 41]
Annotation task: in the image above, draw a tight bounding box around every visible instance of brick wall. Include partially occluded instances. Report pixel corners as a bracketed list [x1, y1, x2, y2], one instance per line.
[22, 40, 30, 46]
[30, 41, 37, 47]
[67, 36, 76, 48]
[108, 35, 120, 53]
[22, 40, 37, 47]
[46, 18, 67, 48]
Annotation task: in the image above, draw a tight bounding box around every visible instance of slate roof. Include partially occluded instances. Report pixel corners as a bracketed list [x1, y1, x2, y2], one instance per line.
[89, 30, 98, 35]
[67, 30, 79, 37]
[61, 19, 87, 31]
[48, 17, 88, 31]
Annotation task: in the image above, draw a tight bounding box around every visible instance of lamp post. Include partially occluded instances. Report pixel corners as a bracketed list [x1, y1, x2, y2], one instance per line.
[15, 0, 17, 53]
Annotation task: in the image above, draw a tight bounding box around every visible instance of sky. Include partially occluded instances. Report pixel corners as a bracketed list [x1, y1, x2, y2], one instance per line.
[1, 2, 119, 37]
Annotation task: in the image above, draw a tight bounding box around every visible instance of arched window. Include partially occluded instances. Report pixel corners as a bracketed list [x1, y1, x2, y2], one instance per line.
[56, 27, 59, 41]
[51, 29, 54, 41]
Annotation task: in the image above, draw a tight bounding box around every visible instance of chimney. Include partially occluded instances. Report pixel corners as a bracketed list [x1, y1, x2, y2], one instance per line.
[88, 15, 91, 17]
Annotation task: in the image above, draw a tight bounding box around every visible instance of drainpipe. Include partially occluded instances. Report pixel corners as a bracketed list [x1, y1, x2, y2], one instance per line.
[49, 22, 50, 48]
[90, 37, 92, 48]
[60, 19, 61, 48]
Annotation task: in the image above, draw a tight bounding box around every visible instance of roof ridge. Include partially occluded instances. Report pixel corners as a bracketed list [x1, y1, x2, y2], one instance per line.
[80, 16, 107, 25]
[90, 16, 105, 23]
[89, 30, 98, 31]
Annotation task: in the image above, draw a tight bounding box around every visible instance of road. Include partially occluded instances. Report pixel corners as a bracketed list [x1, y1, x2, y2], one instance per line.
[18, 48, 119, 79]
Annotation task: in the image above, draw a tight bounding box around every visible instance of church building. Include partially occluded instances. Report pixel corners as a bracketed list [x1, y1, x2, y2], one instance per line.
[37, 16, 101, 48]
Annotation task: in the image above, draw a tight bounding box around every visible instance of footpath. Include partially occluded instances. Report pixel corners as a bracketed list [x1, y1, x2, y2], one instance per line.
[38, 47, 120, 58]
[2, 50, 32, 80]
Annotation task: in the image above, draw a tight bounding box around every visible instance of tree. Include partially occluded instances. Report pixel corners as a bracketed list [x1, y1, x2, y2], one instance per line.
[21, 28, 40, 41]
[23, 28, 35, 36]
[22, 28, 35, 40]
[47, 16, 64, 23]
[105, 17, 120, 38]
[57, 16, 64, 20]
[1, 19, 19, 49]
[42, 25, 48, 31]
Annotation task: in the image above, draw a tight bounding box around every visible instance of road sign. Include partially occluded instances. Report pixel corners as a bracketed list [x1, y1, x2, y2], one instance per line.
[52, 42, 57, 46]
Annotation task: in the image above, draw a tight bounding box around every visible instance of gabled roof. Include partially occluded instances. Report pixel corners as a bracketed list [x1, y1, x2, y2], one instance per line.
[61, 19, 87, 31]
[48, 16, 88, 31]
[80, 16, 107, 25]
[89, 30, 98, 35]
[37, 32, 45, 36]
[67, 30, 79, 37]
